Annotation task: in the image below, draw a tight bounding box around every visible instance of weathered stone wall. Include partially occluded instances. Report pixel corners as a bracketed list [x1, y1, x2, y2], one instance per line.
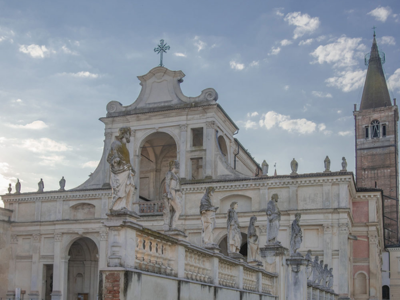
[0, 208, 12, 298]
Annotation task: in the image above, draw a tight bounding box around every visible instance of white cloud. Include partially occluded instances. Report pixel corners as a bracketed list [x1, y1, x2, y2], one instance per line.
[337, 110, 342, 114]
[379, 36, 396, 46]
[280, 39, 292, 46]
[259, 111, 317, 134]
[18, 138, 71, 153]
[19, 44, 49, 58]
[6, 120, 48, 130]
[61, 45, 78, 55]
[299, 39, 313, 46]
[243, 120, 257, 130]
[338, 131, 353, 136]
[275, 8, 284, 17]
[326, 69, 366, 92]
[59, 71, 99, 78]
[312, 91, 333, 98]
[269, 47, 281, 55]
[284, 85, 289, 90]
[284, 12, 320, 39]
[247, 112, 259, 117]
[249, 61, 259, 67]
[367, 6, 392, 22]
[194, 36, 206, 52]
[11, 99, 22, 103]
[230, 61, 245, 70]
[316, 35, 326, 42]
[174, 53, 186, 57]
[311, 36, 365, 68]
[83, 160, 99, 168]
[388, 68, 400, 92]
[39, 155, 66, 167]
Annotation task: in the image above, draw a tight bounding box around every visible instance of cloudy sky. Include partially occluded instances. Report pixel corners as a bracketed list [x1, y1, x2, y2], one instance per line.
[0, 1, 399, 204]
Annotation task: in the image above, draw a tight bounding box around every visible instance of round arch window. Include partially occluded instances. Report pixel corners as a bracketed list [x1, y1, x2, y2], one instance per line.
[218, 136, 228, 157]
[371, 120, 380, 138]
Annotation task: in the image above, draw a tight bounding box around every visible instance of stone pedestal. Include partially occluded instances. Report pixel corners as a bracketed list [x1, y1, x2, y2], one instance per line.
[50, 290, 62, 300]
[28, 291, 39, 300]
[247, 260, 263, 267]
[228, 252, 244, 260]
[260, 244, 288, 258]
[285, 257, 308, 300]
[164, 229, 187, 240]
[204, 244, 221, 253]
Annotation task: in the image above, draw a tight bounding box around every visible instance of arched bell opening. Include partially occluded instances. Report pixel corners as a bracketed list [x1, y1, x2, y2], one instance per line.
[67, 237, 99, 300]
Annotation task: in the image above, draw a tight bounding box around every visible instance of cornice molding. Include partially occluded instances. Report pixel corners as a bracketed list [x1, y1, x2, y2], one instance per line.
[2, 189, 112, 202]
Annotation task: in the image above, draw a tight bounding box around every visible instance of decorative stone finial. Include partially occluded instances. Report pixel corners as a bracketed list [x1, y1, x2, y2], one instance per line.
[262, 160, 269, 175]
[324, 156, 331, 173]
[15, 179, 21, 194]
[290, 158, 298, 175]
[59, 176, 66, 191]
[37, 179, 44, 193]
[341, 157, 347, 172]
[8, 183, 12, 194]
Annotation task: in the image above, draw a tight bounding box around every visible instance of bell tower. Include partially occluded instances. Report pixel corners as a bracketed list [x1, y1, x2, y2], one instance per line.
[354, 33, 399, 242]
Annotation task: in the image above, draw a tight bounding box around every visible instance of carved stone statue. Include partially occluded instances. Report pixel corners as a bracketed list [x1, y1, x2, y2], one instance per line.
[290, 213, 302, 256]
[8, 183, 11, 194]
[312, 256, 320, 284]
[305, 250, 313, 280]
[341, 157, 347, 172]
[200, 187, 218, 246]
[15, 179, 21, 194]
[327, 268, 334, 289]
[317, 260, 324, 286]
[247, 216, 259, 262]
[227, 202, 242, 254]
[262, 160, 269, 175]
[290, 158, 298, 175]
[59, 176, 66, 191]
[322, 264, 329, 287]
[37, 179, 44, 193]
[266, 194, 281, 245]
[324, 156, 331, 173]
[163, 160, 182, 231]
[107, 127, 136, 211]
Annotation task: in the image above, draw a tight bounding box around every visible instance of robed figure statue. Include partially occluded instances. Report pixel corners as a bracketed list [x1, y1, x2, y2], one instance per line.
[227, 202, 242, 254]
[200, 187, 218, 246]
[163, 160, 183, 230]
[107, 127, 136, 211]
[266, 194, 281, 245]
[247, 216, 260, 262]
[290, 213, 303, 256]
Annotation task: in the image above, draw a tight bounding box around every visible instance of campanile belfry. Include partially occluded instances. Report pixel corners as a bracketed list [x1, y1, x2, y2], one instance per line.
[354, 33, 399, 199]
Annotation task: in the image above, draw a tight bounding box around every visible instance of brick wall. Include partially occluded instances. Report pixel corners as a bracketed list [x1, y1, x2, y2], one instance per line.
[104, 272, 121, 300]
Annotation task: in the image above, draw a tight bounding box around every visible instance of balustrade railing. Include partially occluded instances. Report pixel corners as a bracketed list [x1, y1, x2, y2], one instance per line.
[218, 260, 237, 288]
[262, 273, 274, 294]
[138, 201, 164, 215]
[307, 285, 338, 300]
[243, 267, 258, 292]
[184, 249, 211, 283]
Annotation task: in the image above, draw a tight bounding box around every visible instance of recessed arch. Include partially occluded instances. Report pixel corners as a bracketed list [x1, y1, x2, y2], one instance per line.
[354, 271, 368, 295]
[217, 135, 228, 157]
[219, 194, 252, 213]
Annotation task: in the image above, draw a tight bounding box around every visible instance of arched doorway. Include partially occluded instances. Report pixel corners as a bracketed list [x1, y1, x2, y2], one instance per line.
[218, 233, 248, 258]
[67, 238, 99, 300]
[138, 132, 177, 203]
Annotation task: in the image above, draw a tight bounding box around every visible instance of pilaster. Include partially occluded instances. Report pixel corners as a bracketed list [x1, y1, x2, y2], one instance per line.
[205, 121, 215, 179]
[289, 185, 298, 209]
[51, 233, 63, 300]
[323, 183, 332, 208]
[338, 223, 349, 297]
[323, 224, 333, 267]
[179, 124, 187, 179]
[29, 233, 41, 300]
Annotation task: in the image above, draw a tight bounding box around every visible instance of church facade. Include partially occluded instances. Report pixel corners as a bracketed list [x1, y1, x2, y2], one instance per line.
[0, 35, 397, 300]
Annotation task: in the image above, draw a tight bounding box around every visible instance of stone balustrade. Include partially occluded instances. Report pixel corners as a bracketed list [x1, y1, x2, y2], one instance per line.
[184, 249, 212, 283]
[243, 267, 258, 292]
[307, 285, 338, 300]
[218, 260, 237, 288]
[262, 273, 275, 294]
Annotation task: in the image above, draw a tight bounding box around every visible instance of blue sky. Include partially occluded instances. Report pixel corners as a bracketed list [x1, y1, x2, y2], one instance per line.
[0, 0, 400, 202]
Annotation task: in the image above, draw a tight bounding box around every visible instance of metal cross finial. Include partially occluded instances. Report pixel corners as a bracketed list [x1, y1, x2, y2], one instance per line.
[372, 26, 376, 37]
[154, 39, 170, 67]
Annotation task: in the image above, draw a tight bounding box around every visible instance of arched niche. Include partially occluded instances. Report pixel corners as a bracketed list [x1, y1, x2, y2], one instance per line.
[70, 203, 95, 219]
[354, 271, 368, 295]
[219, 194, 252, 213]
[67, 237, 99, 300]
[218, 232, 248, 257]
[217, 135, 228, 157]
[138, 132, 177, 202]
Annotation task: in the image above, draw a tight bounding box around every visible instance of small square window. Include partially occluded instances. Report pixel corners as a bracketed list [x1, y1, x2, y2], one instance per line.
[192, 128, 203, 147]
[382, 124, 387, 137]
[365, 127, 369, 138]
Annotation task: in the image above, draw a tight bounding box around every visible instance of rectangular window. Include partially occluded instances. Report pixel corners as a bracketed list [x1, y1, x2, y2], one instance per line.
[365, 127, 369, 138]
[192, 127, 203, 147]
[382, 124, 387, 137]
[191, 158, 203, 180]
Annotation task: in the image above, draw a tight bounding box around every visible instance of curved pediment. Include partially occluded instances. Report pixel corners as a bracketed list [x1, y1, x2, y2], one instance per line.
[106, 67, 218, 116]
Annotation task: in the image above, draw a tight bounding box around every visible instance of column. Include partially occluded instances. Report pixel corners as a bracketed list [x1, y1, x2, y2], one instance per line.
[289, 185, 298, 209]
[338, 223, 349, 297]
[323, 225, 333, 267]
[368, 231, 379, 299]
[179, 125, 187, 179]
[51, 233, 63, 300]
[35, 201, 41, 220]
[205, 121, 215, 179]
[323, 183, 332, 208]
[7, 235, 18, 299]
[28, 234, 41, 300]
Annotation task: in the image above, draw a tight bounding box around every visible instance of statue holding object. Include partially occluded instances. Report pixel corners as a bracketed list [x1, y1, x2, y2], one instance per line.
[107, 127, 136, 211]
[227, 202, 242, 255]
[163, 160, 183, 231]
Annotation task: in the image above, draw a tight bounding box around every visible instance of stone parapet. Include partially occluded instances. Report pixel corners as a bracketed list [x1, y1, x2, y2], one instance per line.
[307, 284, 338, 300]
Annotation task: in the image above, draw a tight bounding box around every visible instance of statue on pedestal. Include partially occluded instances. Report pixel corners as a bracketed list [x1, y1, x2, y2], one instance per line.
[37, 179, 44, 193]
[290, 213, 302, 256]
[324, 156, 331, 173]
[227, 202, 242, 254]
[317, 260, 324, 286]
[163, 160, 182, 231]
[341, 157, 347, 172]
[59, 176, 66, 191]
[15, 179, 21, 194]
[262, 160, 269, 175]
[290, 158, 298, 175]
[322, 264, 329, 287]
[327, 268, 334, 289]
[266, 194, 281, 245]
[247, 216, 260, 262]
[8, 183, 11, 194]
[311, 256, 320, 285]
[305, 250, 313, 281]
[200, 187, 218, 246]
[107, 127, 135, 211]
